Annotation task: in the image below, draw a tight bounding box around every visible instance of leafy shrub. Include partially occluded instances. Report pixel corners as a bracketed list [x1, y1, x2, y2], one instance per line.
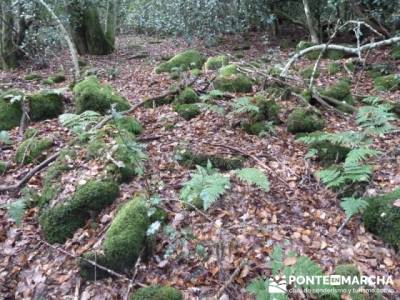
[287, 108, 325, 134]
[155, 50, 204, 73]
[130, 286, 183, 300]
[15, 137, 53, 164]
[80, 197, 150, 280]
[362, 188, 400, 250]
[39, 180, 119, 244]
[73, 76, 131, 114]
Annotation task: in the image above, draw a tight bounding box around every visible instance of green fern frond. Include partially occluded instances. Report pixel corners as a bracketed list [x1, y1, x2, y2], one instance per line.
[59, 111, 101, 133]
[356, 105, 396, 135]
[233, 97, 259, 114]
[340, 197, 369, 220]
[235, 168, 270, 192]
[342, 164, 373, 183]
[344, 147, 380, 166]
[316, 167, 345, 188]
[4, 199, 27, 225]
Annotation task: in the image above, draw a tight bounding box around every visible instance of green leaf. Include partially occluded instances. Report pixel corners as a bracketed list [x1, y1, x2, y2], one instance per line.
[340, 197, 369, 220]
[235, 168, 270, 192]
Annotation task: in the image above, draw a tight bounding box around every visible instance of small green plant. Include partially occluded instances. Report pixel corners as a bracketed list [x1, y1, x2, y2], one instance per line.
[356, 103, 396, 135]
[340, 197, 369, 223]
[59, 111, 101, 134]
[233, 97, 259, 114]
[0, 130, 11, 144]
[235, 168, 270, 192]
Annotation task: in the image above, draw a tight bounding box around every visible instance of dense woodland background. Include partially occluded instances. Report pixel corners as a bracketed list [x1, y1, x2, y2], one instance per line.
[1, 0, 400, 299]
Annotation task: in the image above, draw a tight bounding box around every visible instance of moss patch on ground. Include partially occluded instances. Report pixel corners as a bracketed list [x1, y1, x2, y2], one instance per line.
[114, 116, 144, 135]
[214, 74, 252, 93]
[39, 180, 119, 244]
[15, 137, 53, 165]
[287, 108, 325, 134]
[73, 76, 131, 114]
[204, 55, 229, 70]
[173, 104, 201, 120]
[374, 74, 400, 91]
[79, 197, 149, 280]
[362, 188, 400, 250]
[155, 50, 204, 73]
[130, 286, 183, 300]
[175, 88, 199, 104]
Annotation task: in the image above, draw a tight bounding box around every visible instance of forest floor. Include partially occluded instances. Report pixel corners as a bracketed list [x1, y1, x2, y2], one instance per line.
[0, 32, 400, 300]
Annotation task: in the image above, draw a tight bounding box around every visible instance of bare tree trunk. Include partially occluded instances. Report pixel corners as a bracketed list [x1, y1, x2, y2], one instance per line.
[302, 0, 319, 43]
[37, 0, 80, 80]
[0, 0, 18, 69]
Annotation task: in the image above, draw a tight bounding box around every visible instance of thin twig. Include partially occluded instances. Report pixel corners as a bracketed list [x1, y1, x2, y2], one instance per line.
[214, 259, 247, 299]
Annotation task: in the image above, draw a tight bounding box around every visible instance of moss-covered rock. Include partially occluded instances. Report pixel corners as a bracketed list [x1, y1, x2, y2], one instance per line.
[391, 44, 400, 60]
[362, 188, 400, 250]
[176, 148, 243, 171]
[300, 66, 320, 79]
[204, 55, 229, 70]
[328, 63, 341, 75]
[321, 79, 354, 105]
[130, 286, 183, 300]
[80, 197, 150, 279]
[175, 88, 199, 104]
[0, 91, 23, 130]
[25, 74, 42, 81]
[218, 64, 239, 76]
[28, 91, 64, 121]
[287, 108, 325, 134]
[155, 50, 204, 73]
[374, 74, 400, 91]
[214, 74, 253, 93]
[114, 116, 144, 135]
[39, 180, 119, 244]
[15, 137, 53, 164]
[0, 160, 7, 173]
[73, 76, 131, 114]
[174, 104, 201, 120]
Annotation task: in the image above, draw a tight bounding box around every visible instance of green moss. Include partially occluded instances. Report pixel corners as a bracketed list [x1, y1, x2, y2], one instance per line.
[177, 148, 243, 171]
[300, 66, 320, 79]
[204, 55, 229, 70]
[328, 63, 341, 75]
[0, 160, 7, 173]
[131, 286, 183, 300]
[362, 188, 400, 250]
[73, 76, 130, 114]
[321, 80, 354, 105]
[25, 74, 42, 81]
[253, 96, 280, 123]
[310, 141, 350, 165]
[287, 108, 325, 134]
[39, 180, 119, 244]
[174, 104, 201, 120]
[28, 91, 64, 121]
[143, 95, 174, 108]
[80, 198, 150, 279]
[155, 50, 204, 73]
[42, 78, 54, 85]
[218, 64, 238, 76]
[23, 128, 38, 140]
[296, 41, 319, 60]
[367, 64, 394, 79]
[114, 116, 144, 135]
[326, 49, 344, 60]
[15, 137, 53, 164]
[242, 122, 267, 135]
[175, 88, 199, 104]
[47, 72, 66, 84]
[374, 74, 400, 91]
[0, 91, 23, 130]
[214, 74, 253, 93]
[391, 44, 400, 60]
[79, 252, 110, 280]
[345, 62, 355, 73]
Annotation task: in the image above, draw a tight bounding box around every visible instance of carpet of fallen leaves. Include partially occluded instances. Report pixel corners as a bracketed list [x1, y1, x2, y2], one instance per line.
[0, 32, 400, 300]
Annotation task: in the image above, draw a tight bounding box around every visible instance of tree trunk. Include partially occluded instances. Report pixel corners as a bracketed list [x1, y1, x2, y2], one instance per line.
[0, 0, 18, 69]
[302, 0, 319, 43]
[67, 0, 114, 55]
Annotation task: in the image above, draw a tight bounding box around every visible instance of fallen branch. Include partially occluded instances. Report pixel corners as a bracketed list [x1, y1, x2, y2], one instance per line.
[312, 88, 357, 113]
[281, 35, 400, 76]
[214, 259, 247, 299]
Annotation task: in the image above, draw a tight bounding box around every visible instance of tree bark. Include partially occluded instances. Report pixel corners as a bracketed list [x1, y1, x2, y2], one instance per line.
[302, 0, 319, 43]
[0, 0, 18, 69]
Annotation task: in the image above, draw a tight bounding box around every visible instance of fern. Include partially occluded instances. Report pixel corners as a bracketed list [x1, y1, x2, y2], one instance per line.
[316, 167, 345, 188]
[297, 131, 367, 149]
[0, 199, 27, 225]
[180, 162, 230, 210]
[340, 197, 369, 220]
[233, 97, 259, 114]
[0, 130, 11, 144]
[344, 147, 380, 166]
[196, 103, 225, 114]
[59, 111, 101, 133]
[235, 168, 270, 192]
[356, 104, 396, 135]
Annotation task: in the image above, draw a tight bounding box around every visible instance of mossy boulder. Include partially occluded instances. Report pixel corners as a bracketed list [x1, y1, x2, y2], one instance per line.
[176, 148, 243, 171]
[362, 188, 400, 250]
[204, 55, 229, 70]
[320, 80, 354, 109]
[0, 160, 7, 173]
[214, 74, 253, 93]
[131, 286, 183, 300]
[39, 180, 119, 244]
[28, 91, 64, 121]
[155, 50, 204, 73]
[0, 91, 23, 130]
[15, 137, 53, 164]
[287, 108, 325, 134]
[218, 64, 239, 76]
[25, 74, 42, 81]
[73, 76, 131, 114]
[114, 116, 144, 135]
[174, 104, 201, 120]
[300, 66, 320, 79]
[328, 63, 341, 75]
[374, 74, 400, 91]
[175, 88, 199, 104]
[80, 197, 150, 280]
